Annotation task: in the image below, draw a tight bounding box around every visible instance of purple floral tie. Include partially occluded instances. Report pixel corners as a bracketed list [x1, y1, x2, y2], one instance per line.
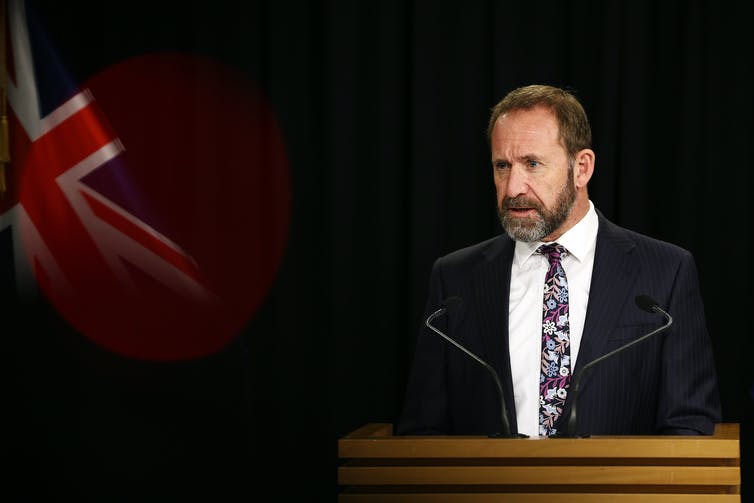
[537, 243, 571, 436]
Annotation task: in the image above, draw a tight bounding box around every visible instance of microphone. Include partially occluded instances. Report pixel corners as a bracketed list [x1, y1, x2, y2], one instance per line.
[425, 296, 527, 438]
[553, 294, 674, 438]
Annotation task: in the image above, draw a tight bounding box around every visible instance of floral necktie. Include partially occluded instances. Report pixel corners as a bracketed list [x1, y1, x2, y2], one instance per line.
[537, 243, 571, 436]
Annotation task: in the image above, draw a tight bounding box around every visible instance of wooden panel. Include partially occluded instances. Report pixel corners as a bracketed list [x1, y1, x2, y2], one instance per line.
[338, 493, 742, 503]
[337, 423, 742, 502]
[338, 465, 740, 486]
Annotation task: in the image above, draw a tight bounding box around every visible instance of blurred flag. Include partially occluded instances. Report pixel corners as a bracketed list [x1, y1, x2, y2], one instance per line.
[1, 0, 291, 360]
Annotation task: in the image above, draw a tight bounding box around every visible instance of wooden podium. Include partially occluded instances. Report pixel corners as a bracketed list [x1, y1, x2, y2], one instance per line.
[338, 423, 741, 502]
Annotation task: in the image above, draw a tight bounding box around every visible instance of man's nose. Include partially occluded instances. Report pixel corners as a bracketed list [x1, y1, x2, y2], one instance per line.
[505, 164, 529, 198]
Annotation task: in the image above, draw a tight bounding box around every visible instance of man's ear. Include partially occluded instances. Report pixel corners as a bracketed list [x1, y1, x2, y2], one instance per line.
[573, 149, 595, 188]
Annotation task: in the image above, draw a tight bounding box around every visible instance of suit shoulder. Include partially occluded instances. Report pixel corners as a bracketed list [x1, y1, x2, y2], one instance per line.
[601, 217, 694, 261]
[434, 234, 511, 269]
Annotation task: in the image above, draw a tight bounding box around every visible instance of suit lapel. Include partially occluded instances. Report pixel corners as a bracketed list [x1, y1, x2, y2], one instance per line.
[574, 214, 639, 384]
[472, 236, 518, 430]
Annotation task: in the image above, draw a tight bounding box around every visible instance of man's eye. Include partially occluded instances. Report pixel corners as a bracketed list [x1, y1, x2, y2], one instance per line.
[495, 161, 509, 169]
[527, 160, 540, 168]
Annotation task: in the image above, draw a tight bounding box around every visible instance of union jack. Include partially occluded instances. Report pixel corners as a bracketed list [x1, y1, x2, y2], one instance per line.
[1, 0, 218, 350]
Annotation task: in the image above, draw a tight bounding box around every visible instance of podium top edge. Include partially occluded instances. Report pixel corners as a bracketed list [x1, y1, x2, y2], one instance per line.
[338, 423, 740, 460]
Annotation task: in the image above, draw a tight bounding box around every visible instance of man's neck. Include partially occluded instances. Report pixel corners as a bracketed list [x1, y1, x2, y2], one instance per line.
[541, 195, 590, 243]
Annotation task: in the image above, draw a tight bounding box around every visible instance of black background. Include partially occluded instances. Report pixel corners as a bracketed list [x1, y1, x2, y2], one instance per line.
[6, 1, 752, 501]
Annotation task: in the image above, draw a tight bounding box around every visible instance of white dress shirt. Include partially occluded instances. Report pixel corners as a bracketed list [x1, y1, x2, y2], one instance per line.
[508, 200, 599, 437]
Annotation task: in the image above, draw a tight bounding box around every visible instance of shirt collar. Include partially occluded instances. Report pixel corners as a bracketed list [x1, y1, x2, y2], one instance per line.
[514, 200, 599, 266]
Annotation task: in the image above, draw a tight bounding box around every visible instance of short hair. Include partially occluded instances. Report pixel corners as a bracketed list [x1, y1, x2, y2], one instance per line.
[486, 84, 592, 159]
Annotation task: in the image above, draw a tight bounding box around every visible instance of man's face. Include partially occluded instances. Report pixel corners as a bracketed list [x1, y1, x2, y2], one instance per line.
[490, 106, 577, 242]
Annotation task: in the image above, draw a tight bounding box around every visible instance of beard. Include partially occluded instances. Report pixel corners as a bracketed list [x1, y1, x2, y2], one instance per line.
[497, 171, 577, 242]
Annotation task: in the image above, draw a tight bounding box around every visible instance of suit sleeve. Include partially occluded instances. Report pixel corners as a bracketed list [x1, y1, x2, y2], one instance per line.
[657, 251, 722, 434]
[395, 259, 451, 435]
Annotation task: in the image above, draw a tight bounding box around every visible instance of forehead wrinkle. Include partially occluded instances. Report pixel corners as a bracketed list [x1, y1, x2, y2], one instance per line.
[494, 109, 561, 147]
[493, 150, 543, 163]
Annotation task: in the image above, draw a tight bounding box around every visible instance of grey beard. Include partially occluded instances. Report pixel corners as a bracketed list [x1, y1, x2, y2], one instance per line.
[500, 212, 552, 242]
[497, 178, 577, 242]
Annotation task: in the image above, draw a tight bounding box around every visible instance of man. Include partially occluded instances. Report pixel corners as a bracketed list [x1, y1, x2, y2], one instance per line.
[397, 84, 721, 437]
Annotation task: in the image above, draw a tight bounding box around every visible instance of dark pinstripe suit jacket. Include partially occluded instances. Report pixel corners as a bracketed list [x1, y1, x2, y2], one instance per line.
[397, 212, 721, 436]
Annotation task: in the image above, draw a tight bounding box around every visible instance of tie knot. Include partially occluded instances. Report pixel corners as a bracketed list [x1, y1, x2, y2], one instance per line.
[537, 243, 567, 262]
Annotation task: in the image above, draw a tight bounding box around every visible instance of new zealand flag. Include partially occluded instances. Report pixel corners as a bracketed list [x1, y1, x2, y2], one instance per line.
[2, 0, 291, 361]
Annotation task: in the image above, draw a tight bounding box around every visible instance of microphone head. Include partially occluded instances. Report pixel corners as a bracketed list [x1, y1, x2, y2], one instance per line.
[442, 296, 463, 314]
[635, 294, 659, 313]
